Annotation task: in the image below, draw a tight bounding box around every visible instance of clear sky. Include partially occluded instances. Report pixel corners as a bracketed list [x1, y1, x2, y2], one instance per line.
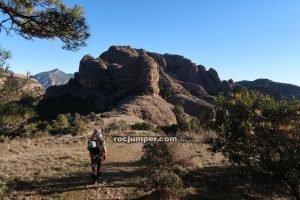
[1, 0, 300, 85]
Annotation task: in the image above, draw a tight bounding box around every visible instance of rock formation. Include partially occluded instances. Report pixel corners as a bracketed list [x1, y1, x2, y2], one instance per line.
[43, 46, 234, 124]
[0, 72, 45, 98]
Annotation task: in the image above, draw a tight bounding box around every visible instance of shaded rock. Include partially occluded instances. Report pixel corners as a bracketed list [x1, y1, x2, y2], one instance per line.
[207, 68, 221, 84]
[147, 52, 167, 69]
[78, 55, 108, 89]
[162, 54, 233, 95]
[168, 94, 215, 120]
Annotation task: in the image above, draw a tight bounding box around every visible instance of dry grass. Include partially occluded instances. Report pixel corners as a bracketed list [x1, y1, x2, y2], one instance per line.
[0, 121, 286, 200]
[0, 134, 143, 200]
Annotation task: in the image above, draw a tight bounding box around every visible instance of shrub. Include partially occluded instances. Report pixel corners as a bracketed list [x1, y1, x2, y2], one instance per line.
[131, 122, 154, 131]
[48, 113, 86, 136]
[141, 142, 185, 199]
[157, 124, 178, 135]
[0, 98, 36, 137]
[189, 117, 204, 134]
[50, 114, 70, 134]
[173, 105, 190, 132]
[160, 88, 175, 100]
[142, 142, 175, 169]
[0, 134, 5, 143]
[146, 171, 184, 200]
[0, 183, 7, 199]
[69, 113, 86, 136]
[212, 90, 300, 200]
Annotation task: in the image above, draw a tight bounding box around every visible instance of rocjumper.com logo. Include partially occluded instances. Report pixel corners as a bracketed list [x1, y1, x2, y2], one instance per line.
[113, 135, 187, 143]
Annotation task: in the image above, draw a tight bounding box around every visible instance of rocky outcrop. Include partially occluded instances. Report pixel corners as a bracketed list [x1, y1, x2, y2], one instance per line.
[99, 46, 139, 65]
[115, 55, 160, 95]
[162, 54, 232, 95]
[43, 45, 234, 123]
[78, 55, 108, 89]
[168, 94, 215, 120]
[0, 72, 45, 98]
[117, 95, 177, 125]
[78, 53, 160, 96]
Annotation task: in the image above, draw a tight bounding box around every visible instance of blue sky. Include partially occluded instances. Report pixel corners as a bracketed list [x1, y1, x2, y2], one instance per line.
[1, 0, 300, 85]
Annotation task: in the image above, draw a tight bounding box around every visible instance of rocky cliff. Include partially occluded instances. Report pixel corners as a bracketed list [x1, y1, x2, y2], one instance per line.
[42, 46, 234, 124]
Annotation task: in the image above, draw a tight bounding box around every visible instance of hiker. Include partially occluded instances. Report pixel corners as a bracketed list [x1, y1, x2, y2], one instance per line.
[87, 128, 106, 181]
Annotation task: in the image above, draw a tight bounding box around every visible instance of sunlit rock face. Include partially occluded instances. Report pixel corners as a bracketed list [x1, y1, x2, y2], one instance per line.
[44, 45, 234, 123]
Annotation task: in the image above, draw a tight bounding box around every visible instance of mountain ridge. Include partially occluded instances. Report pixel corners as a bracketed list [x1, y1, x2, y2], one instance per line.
[33, 68, 73, 88]
[237, 78, 300, 101]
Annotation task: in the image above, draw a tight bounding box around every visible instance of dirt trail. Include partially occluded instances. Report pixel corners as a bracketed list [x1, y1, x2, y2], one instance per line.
[0, 135, 143, 200]
[0, 133, 282, 200]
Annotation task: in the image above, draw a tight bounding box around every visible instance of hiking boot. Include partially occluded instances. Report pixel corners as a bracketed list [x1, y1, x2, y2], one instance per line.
[97, 172, 102, 180]
[92, 174, 97, 184]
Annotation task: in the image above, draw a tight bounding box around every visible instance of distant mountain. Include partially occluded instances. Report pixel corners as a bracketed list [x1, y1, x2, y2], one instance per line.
[33, 69, 73, 88]
[237, 79, 300, 101]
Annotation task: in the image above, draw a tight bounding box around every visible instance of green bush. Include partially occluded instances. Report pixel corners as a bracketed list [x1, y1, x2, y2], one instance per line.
[142, 142, 175, 169]
[69, 113, 86, 136]
[48, 113, 86, 136]
[50, 114, 70, 134]
[0, 97, 36, 138]
[189, 117, 204, 134]
[160, 88, 175, 100]
[0, 183, 7, 199]
[146, 170, 184, 200]
[0, 134, 5, 143]
[131, 122, 154, 131]
[157, 124, 178, 135]
[141, 142, 185, 199]
[173, 105, 190, 132]
[212, 90, 300, 200]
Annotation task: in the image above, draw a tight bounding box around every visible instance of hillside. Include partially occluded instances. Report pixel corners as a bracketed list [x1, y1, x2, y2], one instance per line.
[0, 114, 286, 200]
[237, 79, 300, 101]
[0, 71, 45, 99]
[39, 46, 234, 122]
[33, 69, 73, 89]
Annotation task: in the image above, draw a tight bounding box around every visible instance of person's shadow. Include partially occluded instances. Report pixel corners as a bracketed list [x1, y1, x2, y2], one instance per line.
[7, 172, 97, 196]
[6, 160, 144, 196]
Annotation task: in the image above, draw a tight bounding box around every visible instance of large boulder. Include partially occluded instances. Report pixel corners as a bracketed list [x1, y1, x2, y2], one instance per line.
[115, 55, 160, 95]
[78, 55, 108, 89]
[99, 46, 139, 65]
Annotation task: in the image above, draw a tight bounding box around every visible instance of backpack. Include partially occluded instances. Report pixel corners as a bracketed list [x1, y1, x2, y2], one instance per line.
[88, 135, 103, 151]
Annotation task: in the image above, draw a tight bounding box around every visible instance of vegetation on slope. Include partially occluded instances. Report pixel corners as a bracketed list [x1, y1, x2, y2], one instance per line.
[212, 90, 300, 200]
[237, 79, 300, 101]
